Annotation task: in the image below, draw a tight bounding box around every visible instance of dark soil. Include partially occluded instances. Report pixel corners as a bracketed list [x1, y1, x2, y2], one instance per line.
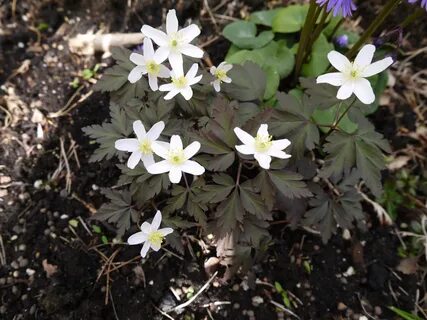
[1, 1, 426, 319]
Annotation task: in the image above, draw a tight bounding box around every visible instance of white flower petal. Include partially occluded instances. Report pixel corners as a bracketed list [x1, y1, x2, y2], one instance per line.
[164, 89, 180, 100]
[169, 52, 184, 75]
[210, 66, 216, 75]
[141, 25, 168, 46]
[254, 153, 272, 169]
[115, 138, 139, 152]
[155, 46, 170, 64]
[188, 75, 202, 86]
[150, 241, 161, 251]
[178, 24, 201, 42]
[180, 160, 205, 176]
[181, 86, 193, 100]
[166, 9, 179, 34]
[222, 76, 232, 83]
[222, 64, 233, 72]
[151, 141, 169, 159]
[183, 141, 201, 159]
[169, 167, 182, 183]
[158, 64, 171, 78]
[316, 72, 344, 86]
[272, 138, 291, 150]
[133, 120, 146, 140]
[354, 44, 376, 68]
[127, 231, 147, 245]
[257, 124, 269, 137]
[148, 74, 158, 91]
[234, 127, 255, 145]
[268, 148, 292, 159]
[336, 81, 354, 100]
[151, 211, 162, 231]
[147, 160, 170, 174]
[212, 80, 220, 92]
[186, 63, 199, 80]
[180, 44, 204, 58]
[130, 53, 146, 66]
[141, 154, 155, 168]
[140, 241, 151, 258]
[328, 51, 351, 72]
[146, 121, 165, 141]
[128, 66, 146, 83]
[170, 135, 183, 150]
[143, 38, 155, 59]
[159, 83, 175, 92]
[127, 151, 142, 169]
[361, 57, 393, 78]
[140, 222, 151, 233]
[158, 227, 174, 236]
[236, 144, 255, 155]
[353, 78, 375, 104]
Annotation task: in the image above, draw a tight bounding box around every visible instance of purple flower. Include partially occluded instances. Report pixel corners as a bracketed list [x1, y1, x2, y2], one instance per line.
[316, 0, 357, 17]
[407, 0, 427, 10]
[334, 34, 349, 47]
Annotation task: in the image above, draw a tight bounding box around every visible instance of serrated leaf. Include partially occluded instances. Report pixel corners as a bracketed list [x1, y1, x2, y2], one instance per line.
[239, 183, 272, 220]
[267, 170, 312, 199]
[82, 103, 132, 162]
[215, 188, 244, 234]
[92, 189, 138, 236]
[269, 92, 319, 159]
[254, 171, 276, 211]
[320, 122, 390, 196]
[199, 174, 235, 204]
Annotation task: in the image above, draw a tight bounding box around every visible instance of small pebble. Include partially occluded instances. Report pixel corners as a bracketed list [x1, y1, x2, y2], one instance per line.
[338, 302, 347, 311]
[0, 306, 6, 314]
[26, 268, 36, 276]
[232, 284, 239, 291]
[13, 271, 19, 278]
[11, 261, 19, 269]
[343, 266, 355, 277]
[10, 235, 18, 241]
[53, 211, 59, 218]
[232, 303, 240, 309]
[374, 306, 382, 315]
[30, 305, 36, 315]
[19, 258, 29, 268]
[21, 294, 28, 301]
[12, 286, 19, 294]
[44, 229, 51, 236]
[252, 296, 264, 307]
[60, 214, 69, 220]
[18, 244, 26, 251]
[47, 220, 54, 226]
[0, 278, 6, 285]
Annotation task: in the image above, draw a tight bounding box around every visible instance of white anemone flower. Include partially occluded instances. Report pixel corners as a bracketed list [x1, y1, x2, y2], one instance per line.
[128, 38, 170, 91]
[115, 120, 166, 169]
[159, 63, 202, 100]
[147, 135, 205, 184]
[127, 211, 173, 258]
[141, 9, 204, 72]
[317, 44, 393, 104]
[234, 124, 291, 170]
[210, 62, 232, 92]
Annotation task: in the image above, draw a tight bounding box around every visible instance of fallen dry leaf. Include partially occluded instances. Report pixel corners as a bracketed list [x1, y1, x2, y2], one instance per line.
[396, 257, 418, 275]
[42, 259, 58, 278]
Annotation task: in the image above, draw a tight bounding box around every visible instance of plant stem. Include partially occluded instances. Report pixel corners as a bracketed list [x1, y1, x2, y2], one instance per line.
[183, 173, 190, 191]
[235, 162, 243, 186]
[321, 98, 356, 142]
[328, 18, 344, 40]
[310, 9, 329, 46]
[294, 0, 319, 81]
[399, 8, 424, 29]
[346, 0, 401, 59]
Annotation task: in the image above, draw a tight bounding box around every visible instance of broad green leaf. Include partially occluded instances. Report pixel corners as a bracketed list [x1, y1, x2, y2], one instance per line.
[267, 170, 312, 199]
[215, 188, 244, 234]
[302, 33, 334, 77]
[264, 65, 280, 100]
[257, 40, 295, 78]
[223, 21, 274, 49]
[249, 9, 281, 27]
[272, 5, 309, 33]
[269, 92, 320, 159]
[224, 62, 266, 102]
[312, 103, 358, 134]
[226, 49, 264, 66]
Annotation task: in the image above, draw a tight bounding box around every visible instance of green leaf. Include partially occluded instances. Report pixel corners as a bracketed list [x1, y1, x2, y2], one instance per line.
[267, 170, 312, 199]
[223, 62, 267, 102]
[82, 103, 132, 162]
[300, 77, 341, 110]
[302, 33, 334, 77]
[239, 181, 271, 220]
[312, 103, 358, 134]
[264, 65, 280, 100]
[92, 189, 138, 236]
[199, 174, 235, 204]
[254, 171, 276, 210]
[320, 122, 391, 197]
[272, 5, 309, 33]
[249, 9, 281, 27]
[388, 307, 424, 320]
[223, 21, 274, 49]
[215, 188, 244, 235]
[269, 92, 320, 159]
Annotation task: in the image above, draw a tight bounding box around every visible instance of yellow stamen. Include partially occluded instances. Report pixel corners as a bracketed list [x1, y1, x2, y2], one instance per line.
[139, 139, 152, 154]
[148, 231, 164, 247]
[146, 61, 160, 75]
[168, 148, 185, 165]
[172, 76, 188, 89]
[215, 69, 227, 81]
[255, 134, 273, 152]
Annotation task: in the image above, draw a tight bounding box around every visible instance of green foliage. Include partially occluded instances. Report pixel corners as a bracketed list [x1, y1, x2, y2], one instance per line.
[302, 33, 334, 77]
[388, 307, 424, 320]
[272, 5, 309, 33]
[222, 21, 274, 49]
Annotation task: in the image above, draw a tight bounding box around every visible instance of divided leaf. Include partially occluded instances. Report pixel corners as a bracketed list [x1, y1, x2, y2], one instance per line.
[267, 170, 312, 199]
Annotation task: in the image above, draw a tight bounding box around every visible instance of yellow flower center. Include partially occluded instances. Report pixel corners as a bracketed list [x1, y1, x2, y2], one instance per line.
[148, 231, 164, 247]
[139, 139, 152, 154]
[255, 134, 273, 152]
[170, 39, 179, 48]
[215, 69, 227, 81]
[168, 148, 185, 165]
[146, 61, 160, 75]
[172, 76, 188, 89]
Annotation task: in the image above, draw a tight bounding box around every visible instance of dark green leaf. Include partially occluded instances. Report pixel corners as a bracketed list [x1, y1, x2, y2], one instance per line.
[215, 188, 244, 234]
[223, 21, 274, 49]
[267, 170, 312, 199]
[249, 9, 281, 27]
[302, 33, 334, 77]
